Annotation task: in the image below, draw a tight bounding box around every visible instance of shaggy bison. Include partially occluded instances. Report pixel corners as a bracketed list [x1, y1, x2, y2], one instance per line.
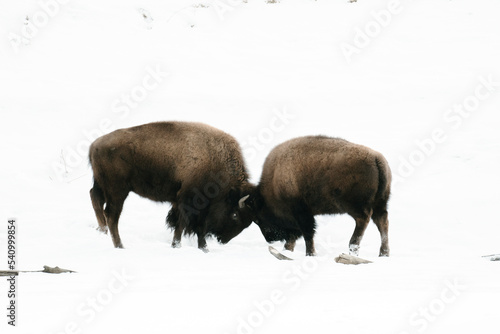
[247, 136, 392, 257]
[89, 121, 253, 250]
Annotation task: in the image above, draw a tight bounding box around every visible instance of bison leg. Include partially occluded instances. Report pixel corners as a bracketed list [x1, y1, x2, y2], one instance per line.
[372, 209, 390, 257]
[295, 213, 316, 256]
[104, 195, 127, 249]
[305, 239, 316, 256]
[90, 182, 108, 233]
[284, 237, 297, 252]
[171, 225, 183, 248]
[167, 205, 183, 248]
[348, 210, 372, 256]
[197, 232, 209, 253]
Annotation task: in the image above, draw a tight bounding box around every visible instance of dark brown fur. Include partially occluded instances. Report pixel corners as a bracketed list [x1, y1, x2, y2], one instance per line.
[89, 121, 253, 250]
[247, 136, 391, 256]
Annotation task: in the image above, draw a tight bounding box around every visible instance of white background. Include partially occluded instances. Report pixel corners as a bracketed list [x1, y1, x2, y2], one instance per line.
[1, 0, 500, 333]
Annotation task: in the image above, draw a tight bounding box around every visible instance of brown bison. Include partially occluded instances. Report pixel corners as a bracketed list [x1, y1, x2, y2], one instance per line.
[89, 121, 253, 250]
[246, 136, 391, 257]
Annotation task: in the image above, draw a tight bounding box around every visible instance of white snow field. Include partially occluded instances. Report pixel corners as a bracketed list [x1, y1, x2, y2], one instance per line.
[1, 0, 500, 333]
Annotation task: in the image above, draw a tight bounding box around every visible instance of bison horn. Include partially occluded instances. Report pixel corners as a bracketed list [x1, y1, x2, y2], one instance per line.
[238, 195, 250, 208]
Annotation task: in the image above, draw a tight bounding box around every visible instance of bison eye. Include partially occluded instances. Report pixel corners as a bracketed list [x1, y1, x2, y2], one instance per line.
[231, 213, 238, 221]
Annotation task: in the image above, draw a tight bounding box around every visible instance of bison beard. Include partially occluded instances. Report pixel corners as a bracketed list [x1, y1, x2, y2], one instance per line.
[89, 121, 253, 251]
[248, 136, 392, 257]
[167, 187, 252, 250]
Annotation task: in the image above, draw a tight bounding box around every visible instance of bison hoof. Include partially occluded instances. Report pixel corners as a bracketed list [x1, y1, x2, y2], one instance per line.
[171, 240, 181, 249]
[96, 226, 108, 234]
[200, 247, 209, 253]
[349, 245, 360, 256]
[379, 248, 390, 257]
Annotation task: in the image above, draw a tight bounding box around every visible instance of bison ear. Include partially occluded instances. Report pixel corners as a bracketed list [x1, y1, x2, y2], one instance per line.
[238, 195, 250, 208]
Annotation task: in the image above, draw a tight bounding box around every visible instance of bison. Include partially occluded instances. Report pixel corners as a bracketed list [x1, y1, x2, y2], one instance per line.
[246, 136, 392, 257]
[89, 121, 253, 251]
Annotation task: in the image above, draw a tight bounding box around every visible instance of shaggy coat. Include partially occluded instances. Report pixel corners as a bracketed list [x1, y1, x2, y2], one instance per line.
[89, 121, 253, 250]
[248, 136, 391, 256]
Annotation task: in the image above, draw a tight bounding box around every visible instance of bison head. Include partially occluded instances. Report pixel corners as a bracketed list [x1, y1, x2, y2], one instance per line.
[205, 188, 254, 244]
[242, 191, 302, 243]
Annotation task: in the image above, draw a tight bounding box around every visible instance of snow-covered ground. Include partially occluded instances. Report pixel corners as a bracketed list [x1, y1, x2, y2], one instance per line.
[1, 0, 500, 333]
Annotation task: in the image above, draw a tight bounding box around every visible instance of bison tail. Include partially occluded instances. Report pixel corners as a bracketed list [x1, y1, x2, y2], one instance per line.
[374, 156, 391, 205]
